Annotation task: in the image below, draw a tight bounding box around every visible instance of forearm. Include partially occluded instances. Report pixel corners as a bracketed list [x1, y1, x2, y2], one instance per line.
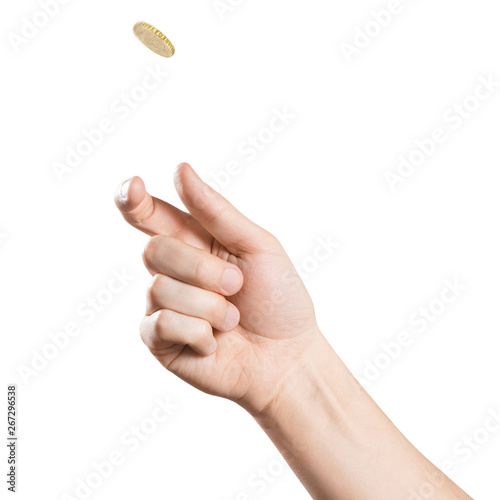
[252, 332, 471, 500]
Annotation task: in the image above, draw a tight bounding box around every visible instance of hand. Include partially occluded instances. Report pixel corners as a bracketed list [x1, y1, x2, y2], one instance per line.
[115, 163, 322, 415]
[115, 164, 473, 500]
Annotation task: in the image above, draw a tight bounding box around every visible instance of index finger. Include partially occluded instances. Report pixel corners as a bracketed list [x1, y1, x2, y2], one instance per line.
[114, 176, 212, 251]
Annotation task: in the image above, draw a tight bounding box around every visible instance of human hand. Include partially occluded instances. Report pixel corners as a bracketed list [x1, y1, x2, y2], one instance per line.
[115, 164, 473, 500]
[115, 163, 323, 415]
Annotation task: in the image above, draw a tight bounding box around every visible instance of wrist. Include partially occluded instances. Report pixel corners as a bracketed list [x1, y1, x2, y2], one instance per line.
[252, 330, 356, 425]
[249, 331, 365, 499]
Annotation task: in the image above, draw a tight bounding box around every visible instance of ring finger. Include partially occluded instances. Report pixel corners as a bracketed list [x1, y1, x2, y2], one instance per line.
[146, 274, 240, 332]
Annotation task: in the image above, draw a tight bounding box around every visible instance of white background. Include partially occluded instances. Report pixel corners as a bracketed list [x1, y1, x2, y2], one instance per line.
[1, 0, 500, 499]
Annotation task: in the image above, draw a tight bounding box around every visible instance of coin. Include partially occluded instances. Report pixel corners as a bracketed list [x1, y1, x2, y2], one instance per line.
[133, 22, 175, 58]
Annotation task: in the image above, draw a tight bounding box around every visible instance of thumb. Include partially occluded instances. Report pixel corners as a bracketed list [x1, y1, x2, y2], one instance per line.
[174, 163, 274, 255]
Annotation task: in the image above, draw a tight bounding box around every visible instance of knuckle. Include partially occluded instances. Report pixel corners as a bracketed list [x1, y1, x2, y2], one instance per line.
[139, 317, 152, 347]
[142, 235, 162, 266]
[207, 294, 226, 320]
[194, 320, 213, 344]
[204, 203, 227, 225]
[156, 309, 175, 336]
[193, 257, 211, 284]
[146, 274, 166, 302]
[263, 230, 280, 248]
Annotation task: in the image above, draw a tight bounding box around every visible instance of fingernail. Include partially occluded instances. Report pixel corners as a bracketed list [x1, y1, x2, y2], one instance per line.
[221, 268, 241, 295]
[207, 337, 218, 355]
[222, 303, 239, 332]
[120, 178, 132, 199]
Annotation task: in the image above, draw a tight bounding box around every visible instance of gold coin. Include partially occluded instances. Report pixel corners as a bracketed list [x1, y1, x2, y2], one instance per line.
[133, 22, 175, 58]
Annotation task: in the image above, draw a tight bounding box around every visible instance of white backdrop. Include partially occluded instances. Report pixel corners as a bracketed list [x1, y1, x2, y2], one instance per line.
[1, 0, 500, 499]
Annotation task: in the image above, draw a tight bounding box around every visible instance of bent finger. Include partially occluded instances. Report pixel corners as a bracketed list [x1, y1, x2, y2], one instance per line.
[146, 274, 240, 332]
[140, 309, 217, 357]
[143, 235, 244, 296]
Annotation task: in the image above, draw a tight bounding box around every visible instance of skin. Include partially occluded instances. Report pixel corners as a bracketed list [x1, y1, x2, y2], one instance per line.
[115, 163, 472, 500]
